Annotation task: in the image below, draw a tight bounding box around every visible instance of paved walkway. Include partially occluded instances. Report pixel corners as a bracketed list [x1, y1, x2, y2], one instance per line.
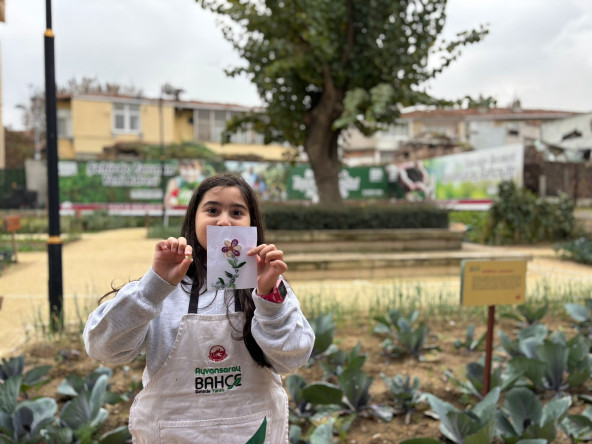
[1, 228, 591, 357]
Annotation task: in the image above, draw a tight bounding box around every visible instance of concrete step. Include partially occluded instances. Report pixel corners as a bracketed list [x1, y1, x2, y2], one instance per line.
[283, 247, 533, 280]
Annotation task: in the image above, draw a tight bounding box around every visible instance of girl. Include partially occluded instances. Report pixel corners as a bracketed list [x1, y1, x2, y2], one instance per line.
[83, 172, 315, 443]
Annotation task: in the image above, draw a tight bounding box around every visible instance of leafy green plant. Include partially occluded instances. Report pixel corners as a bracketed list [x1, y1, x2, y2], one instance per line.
[287, 353, 392, 440]
[43, 372, 132, 444]
[307, 312, 336, 362]
[561, 405, 592, 442]
[506, 333, 592, 393]
[423, 387, 500, 444]
[289, 418, 337, 444]
[318, 342, 366, 382]
[498, 324, 549, 359]
[57, 367, 128, 405]
[483, 181, 576, 244]
[444, 361, 520, 402]
[565, 299, 592, 341]
[0, 356, 51, 397]
[448, 210, 489, 243]
[501, 302, 549, 327]
[496, 387, 571, 443]
[381, 373, 424, 424]
[0, 375, 58, 443]
[375, 309, 439, 360]
[556, 236, 592, 265]
[453, 325, 485, 352]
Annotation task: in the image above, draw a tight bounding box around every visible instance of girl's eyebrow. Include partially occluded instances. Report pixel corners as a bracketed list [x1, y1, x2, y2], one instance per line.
[201, 201, 249, 211]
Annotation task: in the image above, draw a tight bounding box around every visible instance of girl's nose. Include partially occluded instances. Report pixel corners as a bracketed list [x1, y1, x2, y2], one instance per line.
[216, 212, 231, 226]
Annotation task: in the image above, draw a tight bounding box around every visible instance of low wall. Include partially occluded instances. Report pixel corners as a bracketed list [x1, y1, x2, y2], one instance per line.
[268, 228, 463, 253]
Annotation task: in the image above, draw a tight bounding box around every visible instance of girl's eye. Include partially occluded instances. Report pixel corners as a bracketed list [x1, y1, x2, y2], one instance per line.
[206, 208, 218, 214]
[232, 210, 244, 216]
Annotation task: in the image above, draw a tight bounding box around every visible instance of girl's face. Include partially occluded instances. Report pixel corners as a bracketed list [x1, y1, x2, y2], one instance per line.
[195, 186, 251, 249]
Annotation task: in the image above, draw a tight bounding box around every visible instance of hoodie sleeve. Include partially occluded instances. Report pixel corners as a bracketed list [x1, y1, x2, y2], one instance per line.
[251, 278, 315, 374]
[83, 268, 177, 364]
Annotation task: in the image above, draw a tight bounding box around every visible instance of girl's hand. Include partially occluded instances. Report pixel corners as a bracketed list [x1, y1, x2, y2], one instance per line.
[247, 244, 288, 295]
[153, 237, 193, 286]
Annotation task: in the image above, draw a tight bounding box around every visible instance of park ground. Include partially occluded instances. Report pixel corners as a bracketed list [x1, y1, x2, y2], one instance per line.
[1, 228, 592, 442]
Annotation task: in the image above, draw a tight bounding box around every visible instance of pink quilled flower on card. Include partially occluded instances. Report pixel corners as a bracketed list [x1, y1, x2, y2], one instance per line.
[222, 239, 241, 257]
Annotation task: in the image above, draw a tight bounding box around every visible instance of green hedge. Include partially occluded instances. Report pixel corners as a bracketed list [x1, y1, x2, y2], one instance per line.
[147, 203, 448, 238]
[262, 203, 448, 230]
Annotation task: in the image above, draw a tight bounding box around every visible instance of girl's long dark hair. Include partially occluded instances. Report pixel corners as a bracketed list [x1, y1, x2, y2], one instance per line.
[180, 172, 270, 368]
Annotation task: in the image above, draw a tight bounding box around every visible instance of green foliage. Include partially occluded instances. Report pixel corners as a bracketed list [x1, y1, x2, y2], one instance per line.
[501, 302, 549, 327]
[448, 211, 489, 243]
[557, 237, 592, 265]
[263, 203, 448, 230]
[0, 378, 58, 444]
[57, 367, 129, 405]
[197, 0, 488, 203]
[132, 142, 220, 161]
[444, 361, 520, 402]
[564, 299, 592, 340]
[307, 312, 336, 361]
[505, 333, 592, 393]
[381, 373, 424, 422]
[374, 309, 439, 360]
[0, 356, 51, 397]
[423, 387, 500, 444]
[496, 387, 571, 444]
[317, 342, 366, 383]
[483, 181, 577, 244]
[453, 325, 485, 352]
[561, 406, 592, 442]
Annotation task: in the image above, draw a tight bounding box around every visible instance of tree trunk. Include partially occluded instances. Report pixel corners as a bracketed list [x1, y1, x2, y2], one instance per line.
[305, 123, 341, 206]
[304, 75, 344, 206]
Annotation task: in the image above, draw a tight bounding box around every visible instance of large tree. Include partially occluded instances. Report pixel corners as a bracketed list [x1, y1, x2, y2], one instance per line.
[198, 0, 488, 205]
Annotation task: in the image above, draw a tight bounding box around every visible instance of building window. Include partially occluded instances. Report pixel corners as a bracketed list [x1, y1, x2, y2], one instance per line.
[113, 103, 141, 133]
[196, 109, 211, 142]
[194, 108, 264, 144]
[213, 110, 227, 143]
[57, 109, 72, 138]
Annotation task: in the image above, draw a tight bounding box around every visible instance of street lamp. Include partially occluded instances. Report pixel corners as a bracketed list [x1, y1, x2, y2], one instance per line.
[44, 0, 63, 332]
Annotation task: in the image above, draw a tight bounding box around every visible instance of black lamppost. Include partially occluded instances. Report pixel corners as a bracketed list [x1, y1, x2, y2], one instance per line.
[45, 0, 63, 332]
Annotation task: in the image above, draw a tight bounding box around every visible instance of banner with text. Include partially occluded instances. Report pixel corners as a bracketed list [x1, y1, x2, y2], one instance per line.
[58, 144, 524, 214]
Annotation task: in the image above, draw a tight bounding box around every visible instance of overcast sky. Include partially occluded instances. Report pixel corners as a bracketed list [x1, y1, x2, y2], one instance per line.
[1, 0, 591, 130]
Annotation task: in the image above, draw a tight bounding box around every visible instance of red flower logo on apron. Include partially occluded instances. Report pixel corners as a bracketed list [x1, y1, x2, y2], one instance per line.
[209, 345, 228, 362]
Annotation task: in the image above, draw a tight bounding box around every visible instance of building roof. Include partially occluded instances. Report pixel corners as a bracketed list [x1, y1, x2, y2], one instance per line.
[401, 107, 578, 121]
[57, 93, 259, 111]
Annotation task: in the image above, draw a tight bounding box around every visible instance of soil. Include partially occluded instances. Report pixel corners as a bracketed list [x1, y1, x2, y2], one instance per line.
[16, 314, 581, 443]
[2, 228, 592, 443]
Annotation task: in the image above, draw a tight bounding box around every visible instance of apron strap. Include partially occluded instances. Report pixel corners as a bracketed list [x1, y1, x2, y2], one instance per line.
[188, 284, 243, 313]
[188, 280, 200, 314]
[234, 291, 242, 312]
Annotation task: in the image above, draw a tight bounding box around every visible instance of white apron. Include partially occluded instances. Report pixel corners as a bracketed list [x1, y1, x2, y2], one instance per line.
[129, 310, 289, 443]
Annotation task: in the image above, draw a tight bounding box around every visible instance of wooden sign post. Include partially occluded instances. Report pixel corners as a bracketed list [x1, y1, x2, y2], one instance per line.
[3, 215, 21, 262]
[460, 260, 527, 396]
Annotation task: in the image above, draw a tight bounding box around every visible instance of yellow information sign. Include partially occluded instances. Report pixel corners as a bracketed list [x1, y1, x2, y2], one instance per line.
[460, 260, 527, 306]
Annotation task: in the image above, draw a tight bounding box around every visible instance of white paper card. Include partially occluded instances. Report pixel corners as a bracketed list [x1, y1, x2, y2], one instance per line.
[207, 226, 257, 290]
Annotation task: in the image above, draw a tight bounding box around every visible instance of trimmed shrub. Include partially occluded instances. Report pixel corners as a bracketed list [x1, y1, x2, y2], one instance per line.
[483, 181, 577, 245]
[262, 203, 448, 230]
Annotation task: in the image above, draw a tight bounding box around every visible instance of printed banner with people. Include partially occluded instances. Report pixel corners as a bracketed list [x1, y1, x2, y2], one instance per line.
[58, 144, 524, 214]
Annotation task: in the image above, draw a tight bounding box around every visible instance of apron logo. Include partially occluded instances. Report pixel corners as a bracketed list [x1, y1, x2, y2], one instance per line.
[195, 365, 242, 395]
[209, 345, 228, 362]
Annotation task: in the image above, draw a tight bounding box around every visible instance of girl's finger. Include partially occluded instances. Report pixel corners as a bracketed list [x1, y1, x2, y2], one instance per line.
[184, 245, 193, 262]
[263, 250, 284, 263]
[247, 244, 266, 256]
